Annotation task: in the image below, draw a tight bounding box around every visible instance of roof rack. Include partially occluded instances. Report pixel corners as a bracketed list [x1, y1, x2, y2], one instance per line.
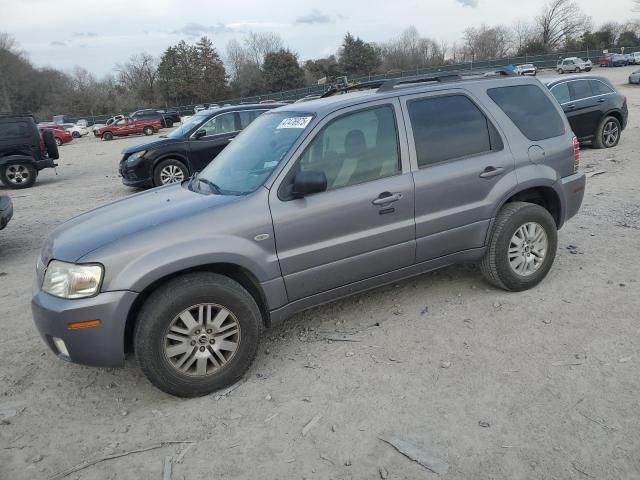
[320, 80, 388, 98]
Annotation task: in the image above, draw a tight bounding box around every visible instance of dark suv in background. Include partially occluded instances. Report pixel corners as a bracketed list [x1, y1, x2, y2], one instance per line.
[0, 113, 59, 189]
[545, 75, 627, 148]
[120, 103, 282, 188]
[130, 109, 175, 129]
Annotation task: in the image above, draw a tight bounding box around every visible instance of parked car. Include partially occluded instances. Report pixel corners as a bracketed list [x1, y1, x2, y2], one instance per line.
[76, 119, 89, 128]
[599, 53, 627, 67]
[0, 113, 58, 189]
[546, 75, 627, 148]
[61, 123, 89, 138]
[556, 57, 592, 73]
[0, 195, 13, 230]
[40, 126, 73, 146]
[158, 109, 181, 124]
[629, 69, 640, 84]
[92, 115, 125, 135]
[96, 117, 163, 141]
[120, 104, 283, 188]
[33, 73, 586, 396]
[514, 64, 537, 76]
[130, 109, 173, 128]
[627, 52, 640, 65]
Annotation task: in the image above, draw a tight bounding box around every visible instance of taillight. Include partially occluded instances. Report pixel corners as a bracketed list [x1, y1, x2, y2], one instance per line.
[572, 136, 580, 172]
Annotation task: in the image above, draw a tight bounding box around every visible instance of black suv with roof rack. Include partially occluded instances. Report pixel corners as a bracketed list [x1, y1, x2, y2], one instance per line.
[0, 113, 59, 189]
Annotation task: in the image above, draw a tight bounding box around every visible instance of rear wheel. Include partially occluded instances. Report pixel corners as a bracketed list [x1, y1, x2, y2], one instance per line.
[153, 158, 188, 186]
[0, 163, 37, 189]
[134, 273, 263, 397]
[55, 137, 62, 146]
[593, 116, 621, 149]
[164, 119, 174, 128]
[480, 202, 557, 292]
[102, 131, 114, 141]
[71, 131, 81, 138]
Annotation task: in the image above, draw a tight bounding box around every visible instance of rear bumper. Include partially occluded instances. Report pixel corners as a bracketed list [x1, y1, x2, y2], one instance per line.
[558, 172, 586, 228]
[31, 289, 138, 368]
[35, 158, 57, 171]
[0, 196, 13, 230]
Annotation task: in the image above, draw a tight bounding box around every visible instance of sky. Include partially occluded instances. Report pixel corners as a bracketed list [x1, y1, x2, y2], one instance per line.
[0, 0, 634, 77]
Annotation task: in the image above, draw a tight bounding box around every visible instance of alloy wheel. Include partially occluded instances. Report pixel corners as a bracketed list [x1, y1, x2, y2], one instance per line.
[602, 121, 619, 147]
[5, 165, 31, 185]
[159, 165, 185, 184]
[508, 222, 548, 277]
[163, 303, 241, 377]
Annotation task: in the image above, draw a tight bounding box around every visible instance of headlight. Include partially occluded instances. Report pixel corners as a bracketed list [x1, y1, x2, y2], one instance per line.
[126, 150, 147, 163]
[42, 260, 103, 299]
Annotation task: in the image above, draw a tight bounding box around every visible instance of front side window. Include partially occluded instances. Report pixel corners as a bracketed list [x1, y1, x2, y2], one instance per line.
[198, 112, 236, 136]
[295, 105, 400, 190]
[550, 83, 570, 104]
[569, 80, 593, 101]
[408, 95, 499, 167]
[488, 85, 565, 141]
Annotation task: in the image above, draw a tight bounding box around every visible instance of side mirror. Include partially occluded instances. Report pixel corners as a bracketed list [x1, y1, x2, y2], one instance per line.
[292, 171, 327, 198]
[194, 129, 206, 140]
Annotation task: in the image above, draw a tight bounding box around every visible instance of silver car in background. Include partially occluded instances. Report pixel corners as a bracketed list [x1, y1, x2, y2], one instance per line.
[557, 57, 592, 74]
[514, 64, 537, 76]
[629, 69, 640, 84]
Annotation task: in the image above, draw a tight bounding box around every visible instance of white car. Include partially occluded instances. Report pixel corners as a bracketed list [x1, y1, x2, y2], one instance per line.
[556, 57, 592, 74]
[514, 64, 537, 76]
[92, 115, 125, 134]
[62, 123, 89, 138]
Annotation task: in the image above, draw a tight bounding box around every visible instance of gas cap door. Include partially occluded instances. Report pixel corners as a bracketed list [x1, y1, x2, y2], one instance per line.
[528, 145, 546, 164]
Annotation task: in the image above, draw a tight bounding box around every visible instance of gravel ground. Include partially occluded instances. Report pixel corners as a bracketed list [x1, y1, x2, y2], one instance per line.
[1, 67, 639, 480]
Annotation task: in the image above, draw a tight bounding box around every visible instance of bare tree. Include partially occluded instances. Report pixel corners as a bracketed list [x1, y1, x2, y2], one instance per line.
[379, 26, 446, 71]
[225, 39, 248, 82]
[463, 25, 512, 61]
[244, 31, 283, 67]
[115, 53, 158, 104]
[536, 0, 591, 51]
[512, 20, 535, 53]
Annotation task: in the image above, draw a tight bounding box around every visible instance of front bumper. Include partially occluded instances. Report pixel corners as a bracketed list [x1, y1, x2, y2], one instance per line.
[558, 172, 586, 227]
[119, 160, 153, 188]
[0, 196, 13, 230]
[31, 289, 138, 368]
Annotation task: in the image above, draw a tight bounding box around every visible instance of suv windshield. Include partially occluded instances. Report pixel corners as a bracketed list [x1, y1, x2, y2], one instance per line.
[195, 111, 312, 195]
[167, 114, 209, 139]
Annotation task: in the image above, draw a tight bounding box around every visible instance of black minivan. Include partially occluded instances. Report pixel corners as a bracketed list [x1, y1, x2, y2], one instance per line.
[120, 104, 283, 188]
[545, 75, 627, 148]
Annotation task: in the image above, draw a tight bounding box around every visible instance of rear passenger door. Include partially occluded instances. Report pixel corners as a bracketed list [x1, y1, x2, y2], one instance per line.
[555, 79, 600, 139]
[400, 91, 517, 263]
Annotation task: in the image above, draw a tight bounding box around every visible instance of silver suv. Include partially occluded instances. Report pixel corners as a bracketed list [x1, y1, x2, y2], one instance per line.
[557, 57, 593, 74]
[32, 73, 586, 397]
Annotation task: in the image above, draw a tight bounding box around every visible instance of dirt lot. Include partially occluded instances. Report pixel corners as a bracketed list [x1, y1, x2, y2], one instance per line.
[1, 67, 639, 480]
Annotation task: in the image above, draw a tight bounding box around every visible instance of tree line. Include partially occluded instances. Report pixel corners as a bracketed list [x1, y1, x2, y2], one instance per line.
[1, 0, 639, 120]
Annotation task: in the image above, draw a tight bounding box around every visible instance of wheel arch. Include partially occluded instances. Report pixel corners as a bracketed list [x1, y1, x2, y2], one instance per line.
[497, 185, 562, 229]
[124, 263, 271, 353]
[603, 110, 623, 128]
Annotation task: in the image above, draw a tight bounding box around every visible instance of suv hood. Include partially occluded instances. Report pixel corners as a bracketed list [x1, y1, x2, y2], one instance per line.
[42, 184, 236, 263]
[122, 137, 185, 155]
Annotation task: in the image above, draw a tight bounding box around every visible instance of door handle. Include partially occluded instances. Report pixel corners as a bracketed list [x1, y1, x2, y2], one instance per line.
[566, 104, 576, 109]
[597, 98, 605, 103]
[372, 192, 402, 206]
[479, 166, 505, 179]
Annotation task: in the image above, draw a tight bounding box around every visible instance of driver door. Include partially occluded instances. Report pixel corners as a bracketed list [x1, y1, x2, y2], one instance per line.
[187, 112, 238, 171]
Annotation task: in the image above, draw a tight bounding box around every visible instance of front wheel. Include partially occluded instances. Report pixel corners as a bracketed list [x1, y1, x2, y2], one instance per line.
[143, 126, 154, 136]
[0, 163, 37, 189]
[134, 273, 263, 397]
[593, 116, 621, 149]
[102, 131, 114, 141]
[480, 202, 558, 292]
[55, 137, 63, 146]
[72, 131, 81, 138]
[153, 158, 188, 186]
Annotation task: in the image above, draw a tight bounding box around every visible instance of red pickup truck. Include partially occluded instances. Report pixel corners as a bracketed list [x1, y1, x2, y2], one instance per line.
[96, 117, 163, 141]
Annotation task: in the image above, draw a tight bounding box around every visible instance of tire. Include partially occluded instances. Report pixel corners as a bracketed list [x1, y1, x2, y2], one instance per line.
[55, 137, 62, 146]
[153, 158, 188, 186]
[585, 68, 592, 72]
[557, 68, 563, 74]
[41, 129, 59, 160]
[0, 163, 37, 189]
[72, 131, 81, 138]
[593, 116, 621, 149]
[480, 202, 558, 292]
[164, 119, 174, 129]
[134, 272, 263, 397]
[143, 126, 154, 136]
[102, 131, 114, 141]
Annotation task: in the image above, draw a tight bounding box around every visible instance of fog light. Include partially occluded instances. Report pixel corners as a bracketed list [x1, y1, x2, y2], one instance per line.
[52, 337, 70, 357]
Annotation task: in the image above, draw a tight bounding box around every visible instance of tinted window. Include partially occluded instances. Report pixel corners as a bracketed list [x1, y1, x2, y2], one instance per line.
[569, 80, 593, 101]
[590, 80, 613, 96]
[199, 112, 236, 136]
[550, 83, 570, 104]
[297, 105, 400, 190]
[239, 110, 267, 129]
[0, 121, 28, 139]
[488, 85, 565, 141]
[408, 95, 497, 167]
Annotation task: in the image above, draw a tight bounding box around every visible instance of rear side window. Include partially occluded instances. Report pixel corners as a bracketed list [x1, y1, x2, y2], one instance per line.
[590, 80, 613, 96]
[0, 121, 29, 139]
[569, 80, 593, 101]
[407, 95, 502, 167]
[488, 85, 565, 141]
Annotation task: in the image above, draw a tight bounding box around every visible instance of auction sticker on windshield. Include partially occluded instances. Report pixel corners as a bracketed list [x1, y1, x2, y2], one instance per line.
[277, 116, 312, 129]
